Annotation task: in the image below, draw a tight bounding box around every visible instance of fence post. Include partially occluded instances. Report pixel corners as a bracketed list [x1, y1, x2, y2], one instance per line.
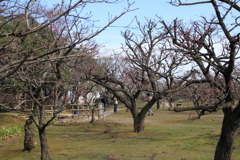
[98, 103, 104, 120]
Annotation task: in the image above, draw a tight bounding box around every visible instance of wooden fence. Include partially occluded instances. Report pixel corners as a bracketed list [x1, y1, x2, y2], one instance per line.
[45, 103, 104, 123]
[70, 103, 104, 122]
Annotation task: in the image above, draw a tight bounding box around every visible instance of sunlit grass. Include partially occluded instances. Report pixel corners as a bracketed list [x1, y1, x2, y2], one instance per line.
[0, 107, 239, 160]
[0, 125, 24, 140]
[0, 115, 25, 141]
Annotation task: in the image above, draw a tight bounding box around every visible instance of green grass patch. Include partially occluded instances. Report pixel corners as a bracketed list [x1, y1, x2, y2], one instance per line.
[0, 115, 25, 141]
[0, 108, 239, 160]
[0, 125, 24, 140]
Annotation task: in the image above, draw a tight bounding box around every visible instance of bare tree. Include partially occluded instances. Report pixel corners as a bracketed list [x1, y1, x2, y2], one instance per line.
[175, 74, 224, 118]
[0, 0, 135, 80]
[83, 18, 194, 133]
[165, 1, 240, 159]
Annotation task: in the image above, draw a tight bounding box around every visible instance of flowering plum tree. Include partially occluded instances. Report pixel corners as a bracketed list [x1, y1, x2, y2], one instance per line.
[165, 1, 240, 159]
[0, 0, 135, 159]
[174, 72, 224, 118]
[84, 18, 195, 133]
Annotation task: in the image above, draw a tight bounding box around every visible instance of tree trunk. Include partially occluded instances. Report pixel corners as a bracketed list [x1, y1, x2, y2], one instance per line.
[168, 101, 174, 110]
[23, 116, 35, 151]
[157, 100, 160, 109]
[91, 108, 95, 123]
[133, 113, 145, 133]
[214, 108, 240, 160]
[39, 127, 50, 160]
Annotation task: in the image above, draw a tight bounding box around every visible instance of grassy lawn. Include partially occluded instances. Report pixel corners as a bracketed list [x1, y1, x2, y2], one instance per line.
[0, 106, 239, 160]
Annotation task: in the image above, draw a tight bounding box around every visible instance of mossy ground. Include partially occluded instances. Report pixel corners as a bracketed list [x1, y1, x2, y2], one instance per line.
[0, 105, 239, 160]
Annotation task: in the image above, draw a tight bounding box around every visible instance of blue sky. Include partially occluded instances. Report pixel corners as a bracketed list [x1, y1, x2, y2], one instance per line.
[89, 0, 214, 52]
[44, 0, 215, 52]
